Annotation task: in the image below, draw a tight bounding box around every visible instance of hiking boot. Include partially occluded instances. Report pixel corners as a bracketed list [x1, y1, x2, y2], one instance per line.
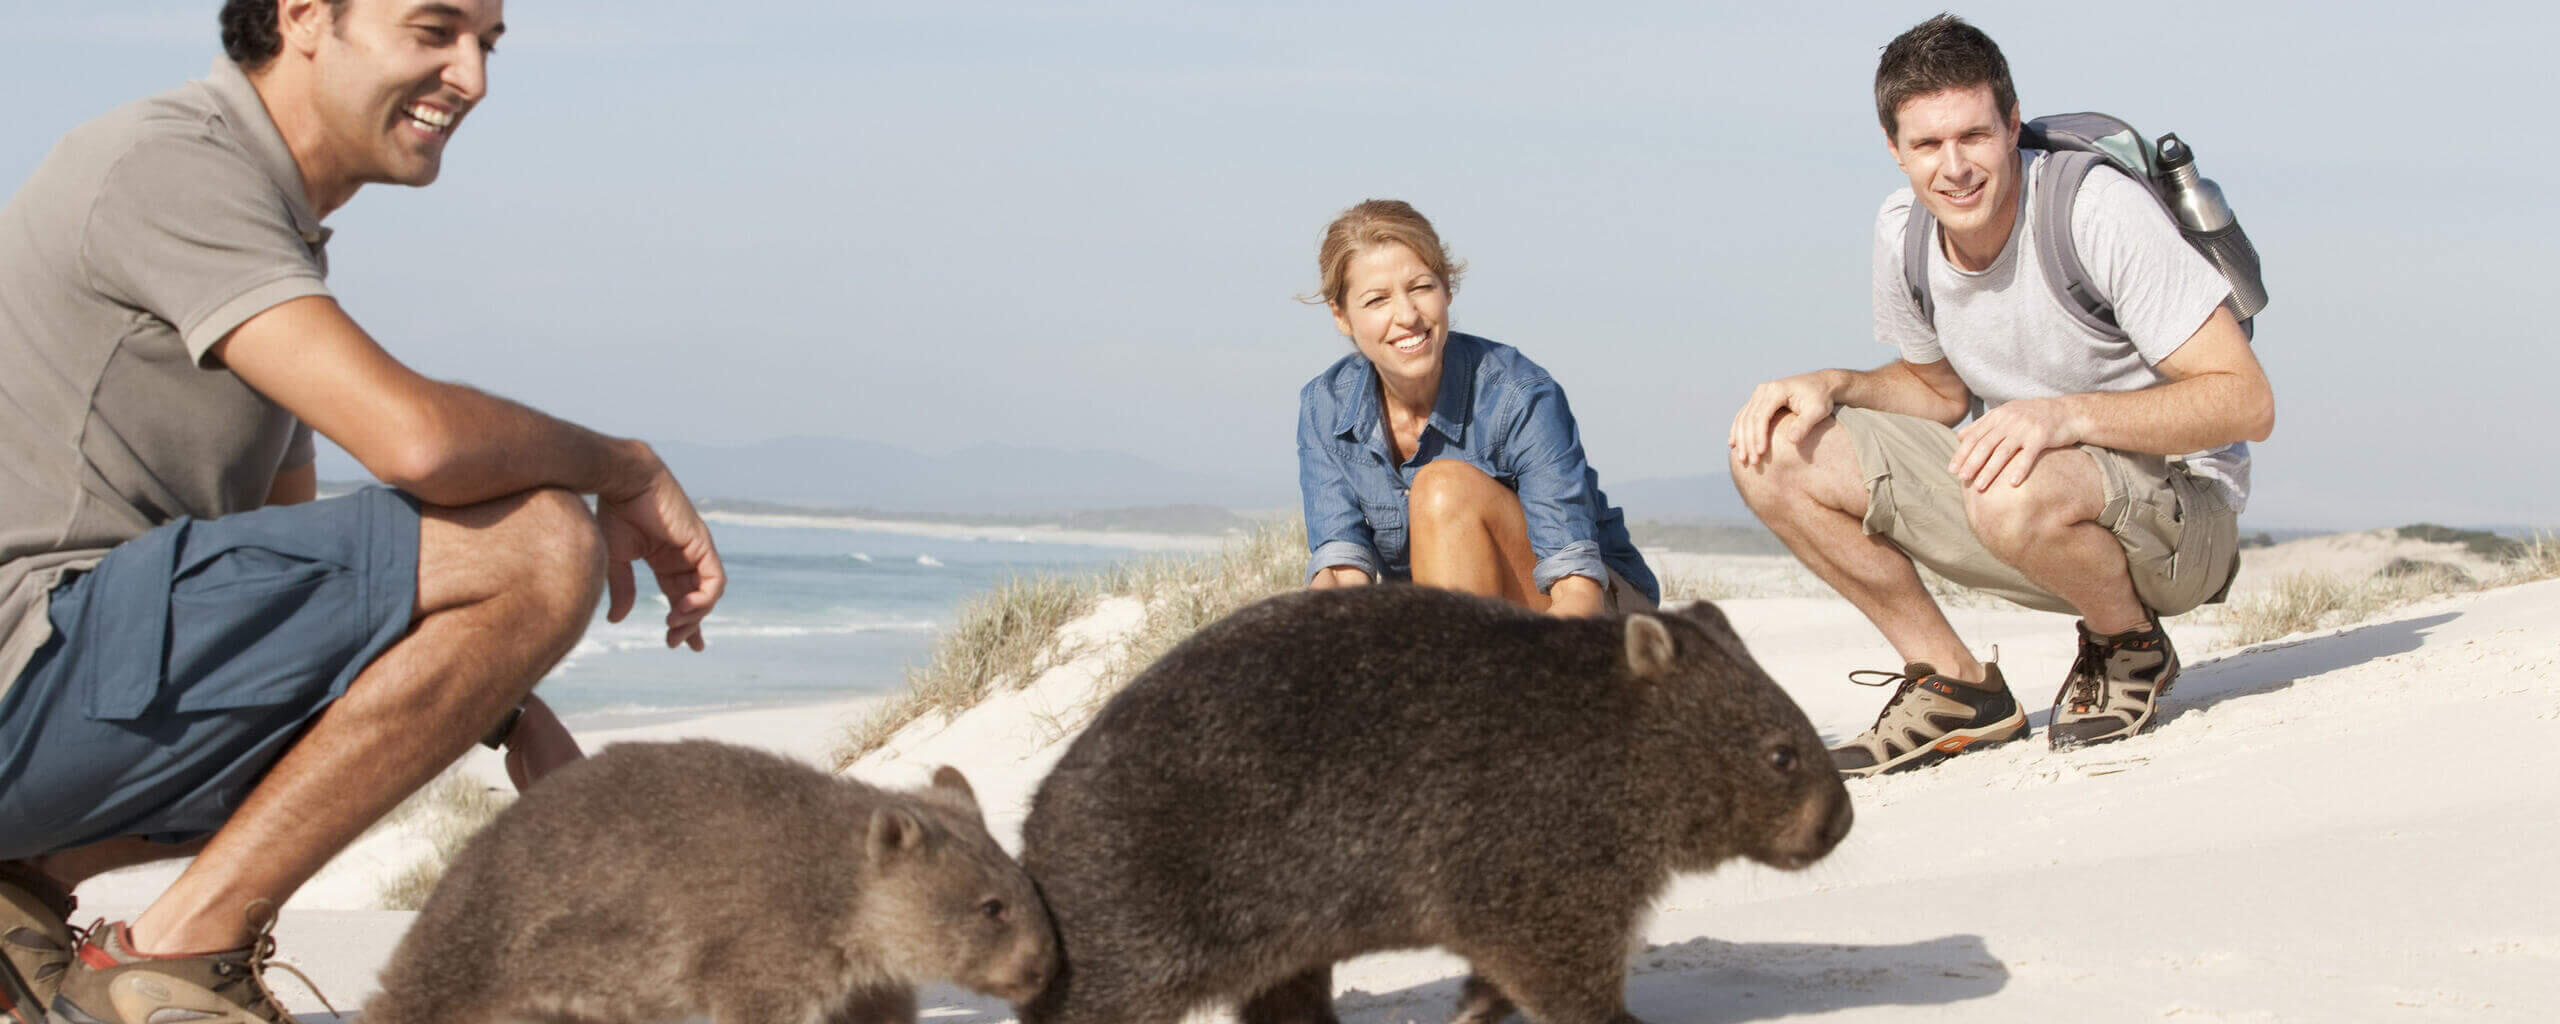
[2049, 615, 2181, 750]
[1828, 662, 2028, 777]
[2, 862, 77, 1024]
[47, 903, 332, 1024]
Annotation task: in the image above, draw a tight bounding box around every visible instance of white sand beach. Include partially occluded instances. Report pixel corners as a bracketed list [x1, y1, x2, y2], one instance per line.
[66, 530, 2560, 1022]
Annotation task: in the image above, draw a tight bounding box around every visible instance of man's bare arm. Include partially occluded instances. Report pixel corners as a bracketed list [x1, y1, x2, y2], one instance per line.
[214, 297, 646, 506]
[1729, 358, 1970, 468]
[213, 295, 726, 649]
[1949, 307, 2274, 489]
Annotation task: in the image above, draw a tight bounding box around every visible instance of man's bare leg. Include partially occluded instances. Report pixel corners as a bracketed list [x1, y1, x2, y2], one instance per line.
[1408, 460, 1546, 611]
[1962, 450, 2148, 635]
[1730, 414, 1988, 683]
[124, 488, 604, 955]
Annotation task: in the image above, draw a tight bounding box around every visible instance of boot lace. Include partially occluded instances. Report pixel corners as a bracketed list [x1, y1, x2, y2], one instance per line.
[2064, 633, 2111, 712]
[209, 900, 340, 1023]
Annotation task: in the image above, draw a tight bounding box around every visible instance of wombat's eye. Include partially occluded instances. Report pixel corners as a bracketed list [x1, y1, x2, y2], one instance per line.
[980, 898, 1008, 922]
[1768, 744, 1799, 773]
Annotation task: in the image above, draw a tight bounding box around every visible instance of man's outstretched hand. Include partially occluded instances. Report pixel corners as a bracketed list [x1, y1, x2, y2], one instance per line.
[596, 443, 726, 651]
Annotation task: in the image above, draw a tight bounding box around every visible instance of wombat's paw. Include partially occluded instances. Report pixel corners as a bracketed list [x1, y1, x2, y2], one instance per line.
[1448, 973, 1516, 1024]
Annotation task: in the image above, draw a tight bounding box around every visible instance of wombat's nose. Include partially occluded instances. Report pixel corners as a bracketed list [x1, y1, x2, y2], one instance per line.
[1821, 790, 1854, 848]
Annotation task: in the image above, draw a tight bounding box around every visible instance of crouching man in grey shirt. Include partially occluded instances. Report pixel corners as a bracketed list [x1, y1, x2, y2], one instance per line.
[1725, 14, 2274, 778]
[0, 3, 725, 1021]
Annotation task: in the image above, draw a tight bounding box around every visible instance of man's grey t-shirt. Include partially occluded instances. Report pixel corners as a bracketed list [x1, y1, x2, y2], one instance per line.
[1869, 148, 2247, 510]
[0, 60, 333, 696]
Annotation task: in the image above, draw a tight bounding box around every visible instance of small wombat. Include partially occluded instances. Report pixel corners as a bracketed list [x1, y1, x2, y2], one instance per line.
[1016, 586, 1852, 1024]
[365, 739, 1055, 1024]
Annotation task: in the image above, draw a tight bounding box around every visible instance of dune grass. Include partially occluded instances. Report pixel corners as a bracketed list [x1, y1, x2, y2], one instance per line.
[1093, 520, 1306, 690]
[830, 574, 1102, 770]
[373, 767, 512, 910]
[2512, 531, 2559, 583]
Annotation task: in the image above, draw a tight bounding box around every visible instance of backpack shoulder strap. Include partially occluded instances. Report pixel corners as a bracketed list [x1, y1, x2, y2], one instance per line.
[2032, 149, 2128, 338]
[1902, 199, 1937, 327]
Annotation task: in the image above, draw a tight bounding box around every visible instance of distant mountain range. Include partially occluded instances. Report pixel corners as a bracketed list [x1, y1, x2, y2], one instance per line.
[318, 435, 1754, 524]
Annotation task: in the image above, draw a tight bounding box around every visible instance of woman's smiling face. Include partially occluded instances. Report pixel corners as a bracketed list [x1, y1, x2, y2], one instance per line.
[1330, 242, 1451, 399]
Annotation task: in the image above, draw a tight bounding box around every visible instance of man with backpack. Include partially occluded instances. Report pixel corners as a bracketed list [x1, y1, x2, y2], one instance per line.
[1725, 13, 2274, 777]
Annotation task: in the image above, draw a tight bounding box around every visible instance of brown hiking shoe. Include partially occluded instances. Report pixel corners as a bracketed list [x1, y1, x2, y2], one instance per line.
[47, 903, 333, 1024]
[2, 861, 77, 1024]
[2048, 614, 2181, 750]
[1828, 662, 2029, 777]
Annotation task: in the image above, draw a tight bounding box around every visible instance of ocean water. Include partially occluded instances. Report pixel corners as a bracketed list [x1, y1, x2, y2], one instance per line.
[537, 519, 1145, 726]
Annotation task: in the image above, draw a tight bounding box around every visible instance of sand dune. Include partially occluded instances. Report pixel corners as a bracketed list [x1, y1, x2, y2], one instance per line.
[66, 533, 2560, 1021]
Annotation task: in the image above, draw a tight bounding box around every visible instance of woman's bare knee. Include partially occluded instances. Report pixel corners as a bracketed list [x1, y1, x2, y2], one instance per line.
[1410, 460, 1507, 529]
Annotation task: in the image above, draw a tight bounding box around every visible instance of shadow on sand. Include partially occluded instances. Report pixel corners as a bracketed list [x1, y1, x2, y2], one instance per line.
[1337, 933, 2007, 1024]
[2021, 611, 2459, 732]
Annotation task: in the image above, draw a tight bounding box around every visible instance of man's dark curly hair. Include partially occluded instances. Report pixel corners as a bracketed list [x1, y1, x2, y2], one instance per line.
[1874, 14, 2017, 139]
[220, 0, 352, 70]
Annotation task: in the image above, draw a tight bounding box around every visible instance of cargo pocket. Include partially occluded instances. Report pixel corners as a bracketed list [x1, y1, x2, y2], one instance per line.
[163, 540, 358, 714]
[81, 523, 184, 722]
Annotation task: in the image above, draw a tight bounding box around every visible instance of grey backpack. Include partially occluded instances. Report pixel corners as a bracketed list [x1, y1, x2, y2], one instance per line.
[1902, 112, 2268, 339]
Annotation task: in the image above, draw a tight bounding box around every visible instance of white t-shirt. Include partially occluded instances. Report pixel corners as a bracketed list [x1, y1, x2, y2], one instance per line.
[1870, 148, 2248, 511]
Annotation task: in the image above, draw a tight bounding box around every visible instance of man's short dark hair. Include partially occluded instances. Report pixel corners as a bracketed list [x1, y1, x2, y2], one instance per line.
[1874, 14, 2017, 139]
[221, 0, 351, 70]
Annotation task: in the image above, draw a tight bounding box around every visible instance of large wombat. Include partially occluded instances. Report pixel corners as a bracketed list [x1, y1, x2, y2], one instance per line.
[1017, 586, 1851, 1024]
[366, 740, 1055, 1024]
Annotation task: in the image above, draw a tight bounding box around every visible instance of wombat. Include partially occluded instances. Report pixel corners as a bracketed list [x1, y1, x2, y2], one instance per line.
[1016, 585, 1852, 1024]
[365, 739, 1056, 1024]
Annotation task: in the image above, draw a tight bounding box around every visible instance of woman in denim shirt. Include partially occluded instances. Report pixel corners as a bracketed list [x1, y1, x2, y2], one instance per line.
[1298, 200, 1658, 616]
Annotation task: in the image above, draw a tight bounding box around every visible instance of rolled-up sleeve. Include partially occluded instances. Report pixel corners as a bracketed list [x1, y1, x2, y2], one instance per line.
[1297, 391, 1379, 584]
[1502, 377, 1609, 594]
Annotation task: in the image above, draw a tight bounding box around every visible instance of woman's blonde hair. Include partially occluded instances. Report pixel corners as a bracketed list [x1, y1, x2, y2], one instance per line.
[1304, 199, 1465, 310]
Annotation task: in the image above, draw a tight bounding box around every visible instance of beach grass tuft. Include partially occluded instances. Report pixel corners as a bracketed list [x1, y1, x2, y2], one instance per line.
[2218, 565, 2477, 649]
[829, 574, 1100, 770]
[829, 519, 1306, 769]
[1095, 519, 1306, 691]
[374, 767, 511, 910]
[2509, 530, 2559, 584]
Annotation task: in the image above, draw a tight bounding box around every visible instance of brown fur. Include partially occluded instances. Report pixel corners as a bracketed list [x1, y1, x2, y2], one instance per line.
[365, 740, 1054, 1024]
[1016, 586, 1852, 1024]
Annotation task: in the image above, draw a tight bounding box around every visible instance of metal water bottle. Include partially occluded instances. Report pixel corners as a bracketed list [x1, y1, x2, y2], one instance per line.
[2153, 134, 2232, 232]
[2153, 133, 2268, 320]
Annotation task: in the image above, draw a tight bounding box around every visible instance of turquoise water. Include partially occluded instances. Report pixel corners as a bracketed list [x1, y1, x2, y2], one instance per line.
[536, 519, 1145, 724]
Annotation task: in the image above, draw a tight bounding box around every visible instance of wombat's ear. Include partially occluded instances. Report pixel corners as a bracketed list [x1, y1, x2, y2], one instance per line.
[868, 806, 929, 861]
[929, 765, 981, 814]
[1623, 614, 1679, 681]
[1673, 599, 1734, 637]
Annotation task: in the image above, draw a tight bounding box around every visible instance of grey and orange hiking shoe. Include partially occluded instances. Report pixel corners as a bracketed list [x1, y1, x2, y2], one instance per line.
[47, 904, 333, 1024]
[2049, 615, 2181, 750]
[1828, 662, 2029, 777]
[2, 861, 77, 1024]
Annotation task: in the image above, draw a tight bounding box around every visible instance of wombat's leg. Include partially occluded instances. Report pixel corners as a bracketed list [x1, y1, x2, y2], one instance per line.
[1238, 964, 1339, 1024]
[708, 987, 828, 1024]
[1463, 947, 1647, 1024]
[1448, 972, 1517, 1024]
[824, 983, 918, 1024]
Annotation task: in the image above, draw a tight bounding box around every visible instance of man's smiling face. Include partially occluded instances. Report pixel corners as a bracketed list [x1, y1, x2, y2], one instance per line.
[1887, 82, 2021, 268]
[304, 0, 505, 189]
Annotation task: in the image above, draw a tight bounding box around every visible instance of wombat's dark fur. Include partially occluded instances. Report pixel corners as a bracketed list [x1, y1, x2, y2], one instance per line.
[365, 740, 1055, 1024]
[1017, 586, 1852, 1024]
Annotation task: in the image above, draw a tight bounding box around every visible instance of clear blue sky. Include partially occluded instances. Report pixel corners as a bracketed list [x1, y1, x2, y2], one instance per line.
[5, 1, 2551, 528]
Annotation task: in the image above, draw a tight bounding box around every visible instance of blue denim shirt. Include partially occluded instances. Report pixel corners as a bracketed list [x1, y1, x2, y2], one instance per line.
[1296, 333, 1658, 603]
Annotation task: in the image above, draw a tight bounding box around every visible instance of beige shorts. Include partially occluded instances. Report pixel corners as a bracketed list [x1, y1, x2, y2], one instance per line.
[1832, 406, 2239, 617]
